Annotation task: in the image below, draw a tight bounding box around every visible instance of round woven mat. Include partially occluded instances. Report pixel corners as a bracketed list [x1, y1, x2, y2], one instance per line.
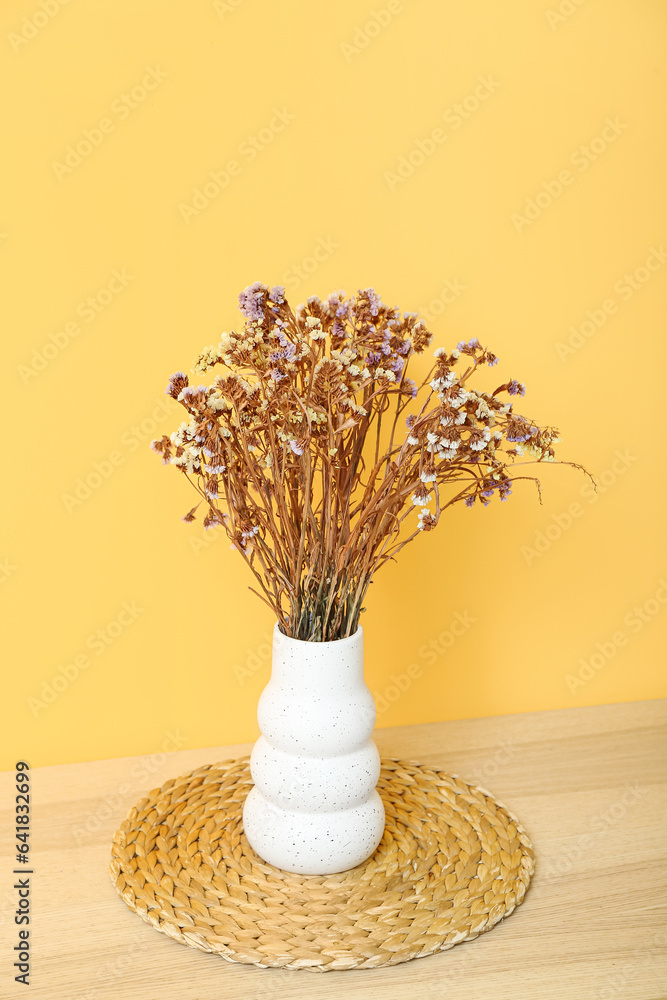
[110, 756, 534, 972]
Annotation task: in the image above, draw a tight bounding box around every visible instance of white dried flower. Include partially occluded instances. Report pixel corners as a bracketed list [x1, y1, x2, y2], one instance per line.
[431, 372, 457, 392]
[209, 396, 229, 412]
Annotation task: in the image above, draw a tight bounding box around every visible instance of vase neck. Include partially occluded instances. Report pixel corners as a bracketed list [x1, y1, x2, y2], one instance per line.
[270, 624, 364, 689]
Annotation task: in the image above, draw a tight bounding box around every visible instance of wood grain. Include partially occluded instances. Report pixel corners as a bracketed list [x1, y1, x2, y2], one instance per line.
[1, 699, 665, 999]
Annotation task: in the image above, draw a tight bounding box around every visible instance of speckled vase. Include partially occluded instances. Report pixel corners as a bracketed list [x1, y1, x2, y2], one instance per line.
[242, 624, 385, 875]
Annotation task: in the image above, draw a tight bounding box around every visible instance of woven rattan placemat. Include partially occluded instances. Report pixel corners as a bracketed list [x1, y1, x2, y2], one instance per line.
[110, 756, 534, 971]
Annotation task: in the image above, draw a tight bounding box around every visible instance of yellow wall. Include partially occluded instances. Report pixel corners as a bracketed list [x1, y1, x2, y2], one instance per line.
[3, 0, 666, 768]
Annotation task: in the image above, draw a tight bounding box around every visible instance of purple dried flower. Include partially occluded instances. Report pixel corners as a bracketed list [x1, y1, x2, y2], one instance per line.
[238, 281, 266, 321]
[507, 380, 526, 396]
[269, 285, 285, 304]
[465, 495, 475, 507]
[361, 287, 381, 317]
[327, 291, 348, 318]
[165, 371, 188, 398]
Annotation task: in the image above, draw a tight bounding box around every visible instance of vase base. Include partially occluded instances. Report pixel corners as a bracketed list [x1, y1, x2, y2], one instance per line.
[243, 786, 385, 875]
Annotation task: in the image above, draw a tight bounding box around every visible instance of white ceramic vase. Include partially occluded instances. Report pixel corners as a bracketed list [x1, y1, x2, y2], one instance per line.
[242, 624, 385, 875]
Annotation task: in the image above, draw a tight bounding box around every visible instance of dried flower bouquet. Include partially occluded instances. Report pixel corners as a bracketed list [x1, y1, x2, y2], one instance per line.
[152, 283, 582, 641]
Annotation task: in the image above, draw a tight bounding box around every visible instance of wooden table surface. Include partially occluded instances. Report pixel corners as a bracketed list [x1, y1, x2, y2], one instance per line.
[1, 699, 666, 1000]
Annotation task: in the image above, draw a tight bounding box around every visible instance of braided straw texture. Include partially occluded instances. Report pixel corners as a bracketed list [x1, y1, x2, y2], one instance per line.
[109, 756, 534, 972]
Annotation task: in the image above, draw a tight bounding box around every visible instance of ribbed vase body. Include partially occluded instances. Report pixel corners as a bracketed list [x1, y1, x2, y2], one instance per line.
[243, 625, 385, 875]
